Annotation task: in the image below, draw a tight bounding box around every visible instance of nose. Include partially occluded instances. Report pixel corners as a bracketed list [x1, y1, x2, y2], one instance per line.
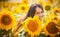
[38, 13, 44, 20]
[40, 13, 44, 17]
[42, 14, 44, 17]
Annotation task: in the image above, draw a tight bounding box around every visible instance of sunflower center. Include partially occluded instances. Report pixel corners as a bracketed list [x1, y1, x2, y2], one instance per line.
[54, 10, 59, 15]
[27, 20, 38, 32]
[21, 7, 25, 10]
[1, 15, 12, 25]
[49, 0, 54, 3]
[55, 10, 59, 12]
[46, 22, 58, 34]
[24, 1, 27, 4]
[45, 5, 51, 11]
[54, 17, 58, 20]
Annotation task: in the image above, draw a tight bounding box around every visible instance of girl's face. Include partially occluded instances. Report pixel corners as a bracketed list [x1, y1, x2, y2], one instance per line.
[34, 7, 44, 20]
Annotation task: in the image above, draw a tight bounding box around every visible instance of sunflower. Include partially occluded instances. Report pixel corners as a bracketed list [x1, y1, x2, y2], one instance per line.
[0, 9, 16, 31]
[53, 16, 59, 22]
[22, 0, 29, 4]
[13, 6, 21, 14]
[1, 2, 13, 11]
[24, 16, 42, 37]
[51, 16, 60, 27]
[19, 3, 29, 13]
[46, 0, 55, 4]
[2, 2, 10, 9]
[48, 12, 57, 20]
[12, 3, 21, 14]
[53, 7, 60, 16]
[43, 20, 58, 37]
[43, 3, 53, 11]
[13, 3, 29, 14]
[6, 3, 13, 11]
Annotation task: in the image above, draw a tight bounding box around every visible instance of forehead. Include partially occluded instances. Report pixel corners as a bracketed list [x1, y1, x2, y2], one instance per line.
[36, 7, 42, 12]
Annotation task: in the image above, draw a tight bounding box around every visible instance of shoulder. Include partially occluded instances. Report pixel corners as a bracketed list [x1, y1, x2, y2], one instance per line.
[17, 13, 27, 22]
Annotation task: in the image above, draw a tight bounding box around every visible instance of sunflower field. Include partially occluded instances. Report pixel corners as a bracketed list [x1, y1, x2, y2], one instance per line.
[0, 0, 60, 37]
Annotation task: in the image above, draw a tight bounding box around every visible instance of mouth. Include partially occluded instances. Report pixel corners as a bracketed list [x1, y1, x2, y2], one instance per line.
[39, 16, 43, 20]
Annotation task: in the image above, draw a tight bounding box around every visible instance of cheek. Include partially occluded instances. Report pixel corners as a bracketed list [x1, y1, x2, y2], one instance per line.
[39, 13, 44, 17]
[39, 14, 44, 19]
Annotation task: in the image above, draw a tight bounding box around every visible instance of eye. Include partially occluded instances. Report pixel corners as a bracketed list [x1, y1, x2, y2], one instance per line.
[36, 12, 40, 14]
[41, 11, 43, 13]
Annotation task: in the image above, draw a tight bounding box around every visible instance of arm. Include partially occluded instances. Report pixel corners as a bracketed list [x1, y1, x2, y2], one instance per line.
[12, 13, 27, 36]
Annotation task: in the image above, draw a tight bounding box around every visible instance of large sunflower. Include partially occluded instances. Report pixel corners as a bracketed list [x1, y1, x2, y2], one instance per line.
[0, 9, 16, 31]
[24, 16, 42, 37]
[43, 20, 58, 37]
